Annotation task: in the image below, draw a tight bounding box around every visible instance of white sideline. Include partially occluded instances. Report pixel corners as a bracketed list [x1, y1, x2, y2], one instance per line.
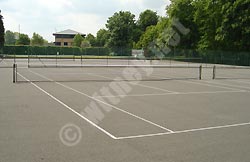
[116, 122, 250, 140]
[17, 72, 117, 139]
[28, 69, 175, 133]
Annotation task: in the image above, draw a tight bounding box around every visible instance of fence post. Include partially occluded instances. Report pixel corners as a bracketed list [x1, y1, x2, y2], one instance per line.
[212, 66, 216, 79]
[199, 65, 202, 80]
[28, 54, 30, 68]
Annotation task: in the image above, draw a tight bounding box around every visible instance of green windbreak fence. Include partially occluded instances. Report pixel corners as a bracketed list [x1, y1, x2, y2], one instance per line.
[3, 46, 130, 56]
[198, 50, 250, 66]
[145, 48, 250, 66]
[2, 46, 250, 66]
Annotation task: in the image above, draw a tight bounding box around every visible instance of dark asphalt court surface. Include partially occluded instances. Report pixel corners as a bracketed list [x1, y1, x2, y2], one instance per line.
[1, 59, 250, 162]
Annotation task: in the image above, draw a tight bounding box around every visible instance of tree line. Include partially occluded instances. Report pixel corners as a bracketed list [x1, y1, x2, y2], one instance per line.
[73, 0, 249, 52]
[4, 31, 50, 46]
[1, 0, 249, 53]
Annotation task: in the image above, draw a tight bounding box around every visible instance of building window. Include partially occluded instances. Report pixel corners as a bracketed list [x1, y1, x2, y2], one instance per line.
[55, 42, 61, 46]
[64, 42, 68, 46]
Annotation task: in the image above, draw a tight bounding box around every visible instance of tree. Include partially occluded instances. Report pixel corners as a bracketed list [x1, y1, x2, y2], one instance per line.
[106, 11, 136, 48]
[96, 29, 110, 47]
[136, 17, 169, 48]
[31, 33, 45, 46]
[216, 0, 250, 51]
[85, 33, 96, 47]
[73, 34, 84, 47]
[137, 10, 159, 31]
[131, 25, 143, 44]
[192, 0, 224, 50]
[0, 10, 4, 52]
[5, 30, 16, 45]
[137, 25, 158, 48]
[81, 40, 91, 48]
[167, 0, 199, 49]
[16, 34, 30, 45]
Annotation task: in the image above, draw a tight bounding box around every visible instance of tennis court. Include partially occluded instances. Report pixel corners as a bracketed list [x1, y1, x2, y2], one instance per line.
[1, 58, 250, 162]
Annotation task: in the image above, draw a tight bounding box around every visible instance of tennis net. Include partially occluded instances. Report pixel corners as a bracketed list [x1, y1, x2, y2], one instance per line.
[213, 66, 250, 79]
[13, 64, 202, 83]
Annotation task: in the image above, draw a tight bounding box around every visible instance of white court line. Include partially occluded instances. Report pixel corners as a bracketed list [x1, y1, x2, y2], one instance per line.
[28, 69, 175, 133]
[94, 90, 246, 98]
[17, 72, 117, 140]
[88, 72, 178, 94]
[202, 80, 250, 90]
[107, 68, 179, 93]
[146, 70, 244, 92]
[117, 122, 250, 140]
[230, 80, 250, 85]
[177, 79, 243, 91]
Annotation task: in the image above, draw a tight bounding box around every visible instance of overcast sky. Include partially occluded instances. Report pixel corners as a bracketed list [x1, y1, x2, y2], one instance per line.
[1, 0, 170, 42]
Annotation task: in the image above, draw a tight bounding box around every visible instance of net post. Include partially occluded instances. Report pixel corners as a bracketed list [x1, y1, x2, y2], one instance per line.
[199, 65, 202, 80]
[213, 66, 216, 79]
[13, 64, 16, 83]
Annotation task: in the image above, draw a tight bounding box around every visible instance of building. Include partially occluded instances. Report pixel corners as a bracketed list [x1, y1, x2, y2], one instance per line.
[53, 29, 85, 47]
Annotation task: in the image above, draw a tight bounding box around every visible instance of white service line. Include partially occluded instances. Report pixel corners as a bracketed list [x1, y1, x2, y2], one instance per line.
[94, 90, 246, 98]
[17, 72, 117, 140]
[202, 80, 250, 90]
[229, 80, 250, 85]
[88, 72, 178, 94]
[107, 68, 179, 93]
[28, 69, 175, 133]
[178, 80, 243, 91]
[117, 122, 250, 140]
[150, 72, 244, 91]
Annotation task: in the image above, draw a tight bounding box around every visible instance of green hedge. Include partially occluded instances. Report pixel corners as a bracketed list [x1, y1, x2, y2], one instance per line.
[82, 47, 110, 56]
[3, 45, 112, 56]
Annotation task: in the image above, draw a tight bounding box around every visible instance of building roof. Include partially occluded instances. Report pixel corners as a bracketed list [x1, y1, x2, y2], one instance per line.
[53, 29, 84, 35]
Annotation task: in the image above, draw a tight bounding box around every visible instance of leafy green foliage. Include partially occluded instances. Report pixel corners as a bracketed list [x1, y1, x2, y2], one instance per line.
[31, 33, 45, 46]
[167, 0, 199, 49]
[85, 33, 96, 47]
[73, 34, 84, 47]
[137, 10, 159, 31]
[216, 0, 250, 51]
[16, 34, 30, 45]
[167, 0, 250, 51]
[0, 12, 4, 51]
[81, 40, 91, 48]
[96, 29, 110, 47]
[5, 30, 16, 45]
[137, 26, 158, 49]
[106, 11, 136, 48]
